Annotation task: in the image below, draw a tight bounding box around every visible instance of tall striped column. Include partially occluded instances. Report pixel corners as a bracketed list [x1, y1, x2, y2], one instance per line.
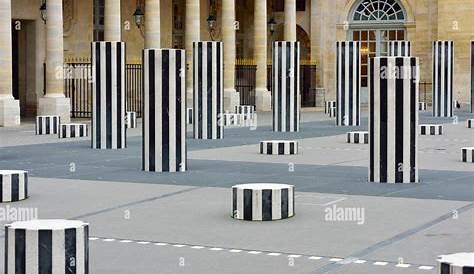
[91, 41, 126, 149]
[193, 41, 224, 139]
[388, 41, 411, 57]
[432, 41, 454, 117]
[336, 41, 360, 126]
[471, 41, 473, 113]
[369, 57, 419, 184]
[142, 49, 186, 172]
[272, 41, 300, 132]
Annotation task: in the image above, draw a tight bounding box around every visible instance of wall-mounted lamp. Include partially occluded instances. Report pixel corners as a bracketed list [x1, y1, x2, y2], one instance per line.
[39, 1, 47, 23]
[133, 0, 145, 37]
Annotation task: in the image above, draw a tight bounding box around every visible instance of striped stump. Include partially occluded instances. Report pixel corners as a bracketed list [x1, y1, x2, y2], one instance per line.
[467, 119, 473, 128]
[420, 124, 443, 135]
[433, 41, 454, 117]
[369, 57, 419, 183]
[438, 253, 474, 274]
[461, 147, 474, 163]
[193, 41, 224, 139]
[221, 113, 253, 127]
[186, 108, 193, 124]
[272, 41, 300, 132]
[328, 106, 336, 118]
[388, 41, 411, 57]
[59, 124, 88, 139]
[347, 131, 368, 144]
[5, 220, 89, 274]
[125, 111, 137, 129]
[336, 41, 360, 126]
[91, 41, 126, 149]
[232, 183, 294, 221]
[325, 101, 336, 114]
[471, 41, 473, 113]
[142, 49, 186, 173]
[419, 102, 427, 111]
[259, 140, 298, 155]
[35, 115, 60, 135]
[235, 105, 255, 119]
[0, 170, 28, 203]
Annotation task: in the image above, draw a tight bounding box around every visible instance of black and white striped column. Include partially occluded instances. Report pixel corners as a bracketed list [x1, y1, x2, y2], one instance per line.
[432, 41, 454, 117]
[328, 106, 336, 118]
[325, 101, 336, 114]
[235, 105, 255, 119]
[0, 170, 28, 202]
[260, 140, 298, 155]
[5, 219, 89, 274]
[467, 119, 473, 128]
[186, 108, 193, 124]
[91, 41, 126, 149]
[336, 41, 360, 126]
[36, 115, 60, 135]
[438, 253, 474, 274]
[272, 41, 300, 132]
[369, 57, 419, 183]
[388, 41, 411, 57]
[462, 147, 474, 163]
[347, 131, 368, 144]
[419, 102, 426, 111]
[142, 49, 186, 173]
[232, 183, 294, 221]
[59, 123, 88, 139]
[125, 111, 137, 128]
[193, 41, 224, 139]
[420, 124, 443, 135]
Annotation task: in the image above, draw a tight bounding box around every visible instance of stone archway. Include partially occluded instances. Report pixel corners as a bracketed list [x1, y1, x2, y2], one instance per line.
[274, 24, 311, 61]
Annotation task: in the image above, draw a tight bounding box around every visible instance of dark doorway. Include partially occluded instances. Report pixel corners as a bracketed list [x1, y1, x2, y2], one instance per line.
[12, 21, 19, 100]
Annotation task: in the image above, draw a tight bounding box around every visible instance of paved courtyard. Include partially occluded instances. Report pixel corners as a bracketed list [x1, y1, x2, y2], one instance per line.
[0, 110, 473, 274]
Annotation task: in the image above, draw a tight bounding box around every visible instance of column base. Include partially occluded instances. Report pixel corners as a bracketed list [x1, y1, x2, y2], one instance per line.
[0, 98, 21, 127]
[37, 96, 71, 123]
[255, 88, 271, 111]
[224, 88, 240, 112]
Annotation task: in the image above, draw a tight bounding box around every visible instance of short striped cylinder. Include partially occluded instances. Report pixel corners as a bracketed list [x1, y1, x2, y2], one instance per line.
[325, 101, 336, 114]
[467, 119, 473, 128]
[388, 41, 411, 57]
[438, 253, 474, 274]
[142, 49, 186, 173]
[336, 41, 360, 126]
[328, 106, 336, 117]
[186, 108, 193, 124]
[471, 41, 473, 113]
[419, 102, 426, 111]
[59, 123, 88, 139]
[369, 57, 419, 183]
[35, 115, 60, 135]
[232, 183, 294, 221]
[419, 124, 443, 135]
[259, 140, 298, 155]
[5, 220, 89, 274]
[0, 170, 28, 203]
[221, 113, 253, 127]
[432, 41, 454, 117]
[235, 105, 255, 119]
[347, 131, 368, 144]
[193, 41, 224, 139]
[461, 147, 474, 163]
[125, 111, 137, 128]
[272, 41, 300, 132]
[91, 41, 126, 149]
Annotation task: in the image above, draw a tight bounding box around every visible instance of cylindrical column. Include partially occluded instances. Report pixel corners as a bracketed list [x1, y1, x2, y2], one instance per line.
[437, 253, 474, 274]
[145, 0, 161, 48]
[0, 0, 12, 99]
[222, 0, 239, 110]
[185, 0, 200, 107]
[388, 41, 411, 57]
[254, 0, 271, 111]
[91, 42, 126, 149]
[142, 49, 186, 172]
[272, 41, 300, 132]
[369, 56, 419, 184]
[336, 41, 360, 126]
[46, 0, 65, 96]
[104, 0, 121, 41]
[5, 220, 89, 274]
[193, 41, 224, 139]
[432, 41, 454, 117]
[0, 170, 28, 202]
[284, 0, 297, 41]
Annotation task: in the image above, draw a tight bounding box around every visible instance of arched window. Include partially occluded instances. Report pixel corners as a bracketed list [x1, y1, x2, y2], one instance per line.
[353, 0, 405, 22]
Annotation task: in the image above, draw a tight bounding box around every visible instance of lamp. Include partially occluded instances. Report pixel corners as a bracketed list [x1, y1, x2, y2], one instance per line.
[268, 17, 276, 36]
[39, 1, 47, 23]
[133, 6, 145, 29]
[207, 14, 217, 32]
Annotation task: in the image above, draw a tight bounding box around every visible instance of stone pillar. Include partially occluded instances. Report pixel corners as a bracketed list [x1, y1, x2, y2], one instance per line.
[284, 0, 297, 41]
[145, 0, 160, 48]
[222, 0, 239, 110]
[104, 0, 121, 41]
[185, 0, 200, 107]
[37, 0, 71, 123]
[0, 0, 20, 126]
[254, 0, 271, 111]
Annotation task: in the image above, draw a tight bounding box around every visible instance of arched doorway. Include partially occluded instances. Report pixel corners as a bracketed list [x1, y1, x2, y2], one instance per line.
[274, 25, 311, 61]
[348, 0, 407, 87]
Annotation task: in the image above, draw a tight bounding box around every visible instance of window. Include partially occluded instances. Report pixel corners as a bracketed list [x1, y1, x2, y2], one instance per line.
[93, 0, 105, 41]
[353, 0, 405, 22]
